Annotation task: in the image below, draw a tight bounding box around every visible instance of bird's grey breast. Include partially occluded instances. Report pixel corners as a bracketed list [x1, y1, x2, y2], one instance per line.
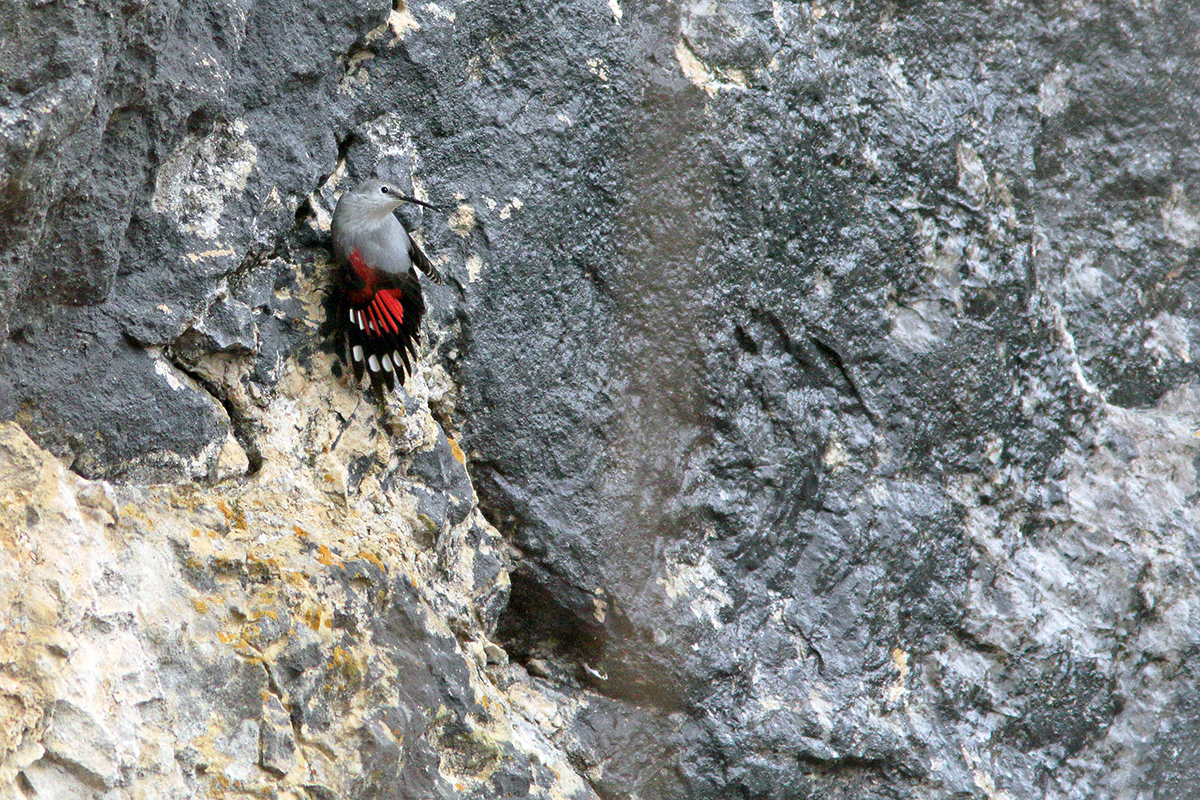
[363, 216, 413, 276]
[336, 213, 413, 276]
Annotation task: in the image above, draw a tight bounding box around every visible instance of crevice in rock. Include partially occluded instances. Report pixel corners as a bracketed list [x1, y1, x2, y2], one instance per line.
[799, 752, 920, 784]
[223, 242, 275, 290]
[294, 194, 318, 230]
[761, 308, 880, 425]
[164, 346, 263, 477]
[335, 131, 356, 166]
[39, 752, 110, 793]
[807, 334, 879, 424]
[949, 625, 1003, 656]
[494, 564, 606, 674]
[495, 559, 694, 713]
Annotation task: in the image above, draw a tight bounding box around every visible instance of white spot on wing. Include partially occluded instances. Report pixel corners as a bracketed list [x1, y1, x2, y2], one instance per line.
[382, 355, 394, 371]
[352, 345, 364, 362]
[368, 354, 380, 372]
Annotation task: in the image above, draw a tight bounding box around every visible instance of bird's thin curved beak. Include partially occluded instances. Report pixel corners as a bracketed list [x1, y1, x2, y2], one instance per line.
[398, 194, 441, 211]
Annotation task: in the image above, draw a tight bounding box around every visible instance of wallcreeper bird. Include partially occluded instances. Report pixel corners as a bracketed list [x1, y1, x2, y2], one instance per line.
[330, 178, 442, 391]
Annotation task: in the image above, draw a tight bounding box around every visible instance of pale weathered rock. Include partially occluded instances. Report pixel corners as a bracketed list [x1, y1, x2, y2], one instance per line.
[0, 391, 591, 799]
[258, 695, 296, 777]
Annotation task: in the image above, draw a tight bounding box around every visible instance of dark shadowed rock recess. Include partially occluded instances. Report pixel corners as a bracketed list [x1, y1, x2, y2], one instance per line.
[2, 0, 1199, 797]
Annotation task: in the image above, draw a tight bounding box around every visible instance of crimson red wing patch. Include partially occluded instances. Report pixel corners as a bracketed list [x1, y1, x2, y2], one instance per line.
[370, 291, 405, 334]
[337, 272, 426, 391]
[347, 248, 373, 285]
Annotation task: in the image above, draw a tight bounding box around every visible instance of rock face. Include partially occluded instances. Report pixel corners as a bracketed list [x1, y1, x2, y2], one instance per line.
[0, 406, 581, 799]
[2, 0, 1199, 798]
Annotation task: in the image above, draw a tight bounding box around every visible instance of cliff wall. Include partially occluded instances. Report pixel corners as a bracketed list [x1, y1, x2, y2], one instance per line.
[2, 0, 1200, 797]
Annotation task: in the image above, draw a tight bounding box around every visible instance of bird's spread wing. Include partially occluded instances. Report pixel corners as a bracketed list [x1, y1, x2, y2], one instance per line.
[338, 250, 426, 391]
[409, 236, 443, 285]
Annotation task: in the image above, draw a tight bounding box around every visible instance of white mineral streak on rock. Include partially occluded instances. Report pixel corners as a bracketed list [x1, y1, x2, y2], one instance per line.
[498, 196, 523, 220]
[956, 142, 989, 211]
[450, 202, 477, 236]
[425, 2, 456, 22]
[675, 0, 755, 95]
[152, 348, 187, 391]
[888, 299, 952, 355]
[1050, 299, 1101, 396]
[585, 57, 609, 81]
[807, 688, 835, 738]
[947, 380, 1200, 792]
[884, 56, 911, 108]
[886, 647, 910, 704]
[970, 760, 1014, 800]
[656, 549, 733, 628]
[1162, 183, 1200, 248]
[1037, 64, 1071, 116]
[150, 119, 257, 241]
[674, 39, 746, 97]
[364, 0, 420, 46]
[1145, 311, 1192, 365]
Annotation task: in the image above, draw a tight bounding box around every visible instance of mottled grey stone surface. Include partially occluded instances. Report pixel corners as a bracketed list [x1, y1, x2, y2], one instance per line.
[2, 0, 1199, 798]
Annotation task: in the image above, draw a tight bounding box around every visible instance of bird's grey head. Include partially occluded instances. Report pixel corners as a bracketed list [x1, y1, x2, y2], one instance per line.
[338, 178, 437, 222]
[344, 178, 409, 216]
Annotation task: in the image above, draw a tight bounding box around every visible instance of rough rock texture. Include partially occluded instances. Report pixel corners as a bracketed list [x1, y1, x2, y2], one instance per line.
[2, 0, 1199, 798]
[0, 405, 586, 799]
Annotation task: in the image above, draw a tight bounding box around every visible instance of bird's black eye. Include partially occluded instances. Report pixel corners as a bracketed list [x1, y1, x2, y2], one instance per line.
[380, 186, 390, 194]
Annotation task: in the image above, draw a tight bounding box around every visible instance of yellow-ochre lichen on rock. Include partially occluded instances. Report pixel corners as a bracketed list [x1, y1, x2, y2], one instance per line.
[0, 323, 587, 799]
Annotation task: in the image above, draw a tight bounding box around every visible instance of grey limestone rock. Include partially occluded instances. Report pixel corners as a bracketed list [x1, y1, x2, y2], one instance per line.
[2, 0, 1199, 798]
